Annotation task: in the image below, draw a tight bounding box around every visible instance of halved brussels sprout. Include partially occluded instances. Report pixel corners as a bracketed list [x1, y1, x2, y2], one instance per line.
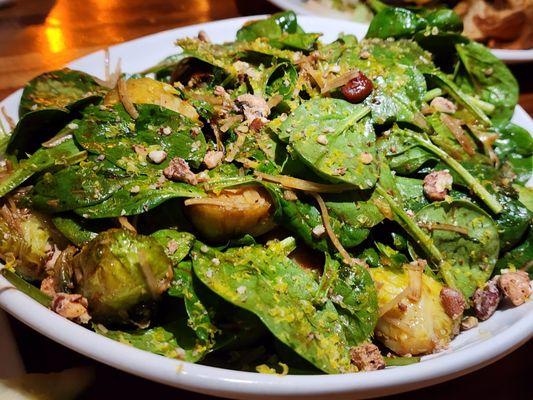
[185, 185, 276, 242]
[72, 229, 173, 325]
[370, 266, 454, 356]
[0, 200, 65, 280]
[103, 77, 198, 120]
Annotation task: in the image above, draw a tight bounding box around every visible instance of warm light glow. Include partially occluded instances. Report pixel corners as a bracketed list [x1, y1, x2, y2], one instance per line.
[44, 16, 66, 54]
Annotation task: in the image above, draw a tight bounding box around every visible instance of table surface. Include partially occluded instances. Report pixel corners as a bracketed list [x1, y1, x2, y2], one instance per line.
[0, 0, 531, 399]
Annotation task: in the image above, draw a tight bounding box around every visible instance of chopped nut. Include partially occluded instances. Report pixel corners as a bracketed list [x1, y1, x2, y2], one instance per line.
[316, 134, 328, 145]
[359, 152, 373, 164]
[197, 30, 210, 42]
[203, 150, 224, 169]
[132, 144, 148, 157]
[40, 276, 56, 297]
[472, 279, 501, 321]
[498, 270, 532, 306]
[163, 157, 197, 185]
[96, 154, 106, 161]
[283, 190, 298, 201]
[52, 293, 91, 324]
[167, 239, 179, 254]
[235, 93, 270, 123]
[311, 224, 326, 238]
[148, 150, 167, 164]
[423, 170, 453, 201]
[359, 50, 371, 59]
[350, 343, 385, 371]
[440, 287, 466, 319]
[430, 97, 457, 114]
[130, 185, 140, 194]
[460, 316, 479, 331]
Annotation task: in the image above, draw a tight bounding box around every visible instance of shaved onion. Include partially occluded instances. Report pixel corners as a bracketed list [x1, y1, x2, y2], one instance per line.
[406, 262, 425, 302]
[137, 251, 159, 299]
[309, 192, 363, 268]
[267, 94, 283, 109]
[225, 132, 245, 163]
[254, 172, 353, 193]
[104, 47, 110, 81]
[379, 287, 410, 317]
[117, 216, 137, 233]
[440, 114, 475, 156]
[184, 197, 250, 210]
[210, 122, 224, 152]
[117, 78, 139, 119]
[301, 64, 324, 91]
[1, 107, 15, 130]
[417, 222, 469, 236]
[220, 115, 243, 133]
[468, 123, 499, 167]
[42, 133, 73, 148]
[321, 70, 359, 94]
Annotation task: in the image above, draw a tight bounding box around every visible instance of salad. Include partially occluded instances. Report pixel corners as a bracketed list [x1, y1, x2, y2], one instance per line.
[0, 9, 531, 374]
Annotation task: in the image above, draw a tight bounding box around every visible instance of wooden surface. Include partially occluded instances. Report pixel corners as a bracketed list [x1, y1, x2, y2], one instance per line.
[0, 1, 531, 399]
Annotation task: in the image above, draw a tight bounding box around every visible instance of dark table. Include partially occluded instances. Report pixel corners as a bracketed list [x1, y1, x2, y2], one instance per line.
[0, 1, 531, 399]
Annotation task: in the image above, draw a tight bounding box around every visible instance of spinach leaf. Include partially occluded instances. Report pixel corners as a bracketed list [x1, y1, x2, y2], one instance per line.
[0, 139, 86, 198]
[366, 8, 427, 39]
[95, 317, 208, 362]
[456, 41, 518, 125]
[74, 104, 206, 173]
[51, 215, 101, 246]
[236, 11, 319, 51]
[151, 229, 195, 264]
[192, 240, 376, 373]
[277, 98, 377, 189]
[495, 230, 532, 278]
[415, 200, 499, 298]
[19, 68, 107, 117]
[73, 174, 204, 219]
[28, 161, 124, 212]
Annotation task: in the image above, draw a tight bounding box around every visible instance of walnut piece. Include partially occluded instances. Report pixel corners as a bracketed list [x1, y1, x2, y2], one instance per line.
[423, 170, 453, 201]
[498, 270, 532, 306]
[163, 157, 197, 185]
[52, 293, 91, 324]
[350, 343, 385, 371]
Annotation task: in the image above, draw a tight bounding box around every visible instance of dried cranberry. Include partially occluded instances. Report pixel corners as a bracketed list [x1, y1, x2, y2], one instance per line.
[341, 72, 373, 103]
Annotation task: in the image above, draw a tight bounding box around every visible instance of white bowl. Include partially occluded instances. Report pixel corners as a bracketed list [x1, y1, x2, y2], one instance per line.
[0, 15, 532, 400]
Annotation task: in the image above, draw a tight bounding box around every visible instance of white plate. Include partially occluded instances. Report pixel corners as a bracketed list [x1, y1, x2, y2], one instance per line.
[0, 15, 532, 400]
[268, 0, 533, 63]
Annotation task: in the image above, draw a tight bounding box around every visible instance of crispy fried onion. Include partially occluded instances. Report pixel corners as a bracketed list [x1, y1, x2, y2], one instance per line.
[308, 192, 364, 268]
[117, 78, 139, 119]
[254, 172, 353, 193]
[117, 216, 137, 233]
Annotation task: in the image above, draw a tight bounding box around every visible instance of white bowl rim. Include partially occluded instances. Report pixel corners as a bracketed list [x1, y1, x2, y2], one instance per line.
[0, 14, 532, 400]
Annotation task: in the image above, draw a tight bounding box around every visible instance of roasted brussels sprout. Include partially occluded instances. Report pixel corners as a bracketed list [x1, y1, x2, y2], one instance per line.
[0, 200, 65, 280]
[370, 266, 455, 356]
[103, 77, 198, 120]
[72, 229, 173, 324]
[185, 185, 276, 242]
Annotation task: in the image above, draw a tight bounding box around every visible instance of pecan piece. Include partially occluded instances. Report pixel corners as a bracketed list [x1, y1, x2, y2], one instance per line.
[52, 293, 91, 324]
[163, 157, 197, 185]
[423, 170, 453, 201]
[472, 279, 501, 321]
[498, 270, 531, 306]
[440, 287, 466, 319]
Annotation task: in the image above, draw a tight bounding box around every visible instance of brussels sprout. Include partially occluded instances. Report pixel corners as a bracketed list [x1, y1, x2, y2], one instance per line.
[185, 185, 276, 242]
[103, 77, 198, 120]
[370, 266, 454, 356]
[72, 229, 173, 324]
[0, 201, 65, 280]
